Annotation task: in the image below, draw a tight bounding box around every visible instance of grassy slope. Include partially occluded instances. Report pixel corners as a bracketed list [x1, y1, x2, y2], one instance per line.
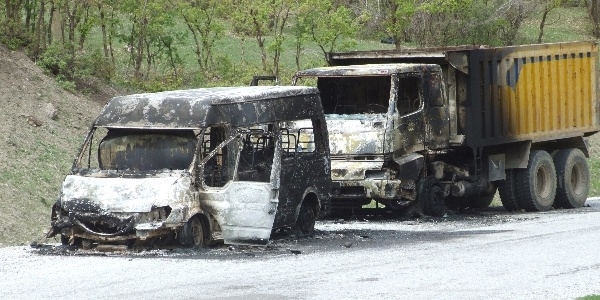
[0, 47, 102, 246]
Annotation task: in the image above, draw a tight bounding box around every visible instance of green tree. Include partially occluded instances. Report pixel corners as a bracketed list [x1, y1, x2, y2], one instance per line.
[1, 0, 30, 49]
[300, 0, 365, 60]
[231, 0, 271, 72]
[117, 0, 181, 81]
[384, 0, 416, 49]
[178, 0, 224, 73]
[231, 0, 294, 78]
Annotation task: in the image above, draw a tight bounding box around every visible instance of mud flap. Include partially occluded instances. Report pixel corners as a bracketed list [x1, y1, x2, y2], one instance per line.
[220, 182, 278, 245]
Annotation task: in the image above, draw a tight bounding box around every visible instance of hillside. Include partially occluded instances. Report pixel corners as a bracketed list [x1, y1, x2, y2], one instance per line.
[0, 45, 106, 246]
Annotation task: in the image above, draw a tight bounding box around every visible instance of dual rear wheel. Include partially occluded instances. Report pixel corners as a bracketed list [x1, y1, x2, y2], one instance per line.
[498, 149, 589, 212]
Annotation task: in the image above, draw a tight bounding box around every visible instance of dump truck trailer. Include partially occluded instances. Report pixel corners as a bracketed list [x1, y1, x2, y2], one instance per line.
[293, 41, 599, 215]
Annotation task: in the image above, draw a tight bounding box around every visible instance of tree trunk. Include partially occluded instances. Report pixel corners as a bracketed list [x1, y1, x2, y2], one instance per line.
[32, 0, 45, 59]
[538, 5, 550, 43]
[250, 9, 268, 72]
[587, 0, 600, 38]
[47, 0, 54, 44]
[295, 40, 301, 71]
[99, 5, 109, 59]
[108, 9, 115, 68]
[183, 15, 205, 71]
[134, 0, 149, 80]
[5, 0, 24, 22]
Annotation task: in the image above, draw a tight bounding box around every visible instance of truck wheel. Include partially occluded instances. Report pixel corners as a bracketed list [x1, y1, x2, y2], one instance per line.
[418, 177, 447, 217]
[516, 150, 557, 212]
[179, 216, 206, 248]
[465, 186, 497, 209]
[553, 148, 589, 208]
[498, 169, 520, 211]
[294, 202, 316, 236]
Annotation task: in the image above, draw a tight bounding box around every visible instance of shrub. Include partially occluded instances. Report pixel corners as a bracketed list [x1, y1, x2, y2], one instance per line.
[37, 43, 73, 78]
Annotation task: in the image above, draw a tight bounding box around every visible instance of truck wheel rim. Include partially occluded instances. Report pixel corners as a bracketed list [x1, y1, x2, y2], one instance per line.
[571, 162, 585, 196]
[536, 164, 552, 200]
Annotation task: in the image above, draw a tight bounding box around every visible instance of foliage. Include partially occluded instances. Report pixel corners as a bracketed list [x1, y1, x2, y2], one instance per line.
[178, 0, 225, 73]
[0, 19, 32, 50]
[406, 0, 539, 47]
[0, 0, 593, 89]
[384, 0, 417, 48]
[37, 42, 73, 78]
[577, 295, 600, 300]
[299, 0, 367, 59]
[588, 157, 600, 197]
[584, 0, 600, 38]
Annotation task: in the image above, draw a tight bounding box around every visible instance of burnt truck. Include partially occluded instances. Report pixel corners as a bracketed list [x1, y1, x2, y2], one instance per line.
[47, 86, 331, 248]
[292, 41, 599, 216]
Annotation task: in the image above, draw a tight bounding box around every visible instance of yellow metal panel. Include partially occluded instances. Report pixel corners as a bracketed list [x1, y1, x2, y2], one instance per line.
[551, 54, 559, 131]
[541, 56, 550, 131]
[492, 42, 597, 141]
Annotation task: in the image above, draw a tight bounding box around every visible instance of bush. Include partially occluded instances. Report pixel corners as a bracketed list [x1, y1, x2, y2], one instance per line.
[0, 21, 32, 50]
[37, 43, 73, 78]
[75, 49, 114, 80]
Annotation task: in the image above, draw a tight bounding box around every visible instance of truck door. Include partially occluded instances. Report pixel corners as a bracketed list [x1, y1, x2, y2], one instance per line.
[395, 74, 425, 155]
[424, 71, 450, 150]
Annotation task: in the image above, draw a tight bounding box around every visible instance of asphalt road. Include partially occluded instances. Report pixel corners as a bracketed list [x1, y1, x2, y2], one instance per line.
[2, 200, 600, 300]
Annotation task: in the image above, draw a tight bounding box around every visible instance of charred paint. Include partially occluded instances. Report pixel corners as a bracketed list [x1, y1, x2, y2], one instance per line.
[294, 64, 447, 206]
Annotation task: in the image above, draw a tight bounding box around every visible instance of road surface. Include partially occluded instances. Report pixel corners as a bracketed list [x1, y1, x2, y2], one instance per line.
[2, 200, 600, 300]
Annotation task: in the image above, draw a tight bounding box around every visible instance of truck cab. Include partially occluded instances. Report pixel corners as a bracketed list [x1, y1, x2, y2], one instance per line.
[293, 64, 451, 213]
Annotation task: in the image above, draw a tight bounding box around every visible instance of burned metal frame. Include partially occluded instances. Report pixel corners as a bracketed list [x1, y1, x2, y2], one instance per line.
[48, 86, 332, 247]
[293, 64, 446, 209]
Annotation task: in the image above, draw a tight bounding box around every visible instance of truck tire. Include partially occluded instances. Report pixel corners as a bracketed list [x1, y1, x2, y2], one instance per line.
[553, 148, 589, 209]
[418, 177, 447, 217]
[465, 186, 497, 209]
[498, 169, 520, 211]
[516, 150, 556, 212]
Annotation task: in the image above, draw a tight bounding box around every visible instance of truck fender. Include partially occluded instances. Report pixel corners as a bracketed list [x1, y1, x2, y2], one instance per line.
[393, 153, 424, 180]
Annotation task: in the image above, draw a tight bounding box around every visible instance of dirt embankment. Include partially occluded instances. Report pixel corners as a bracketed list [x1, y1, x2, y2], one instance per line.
[0, 45, 109, 246]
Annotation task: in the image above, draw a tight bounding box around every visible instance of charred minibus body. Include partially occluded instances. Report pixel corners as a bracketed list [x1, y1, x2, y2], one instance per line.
[47, 86, 331, 248]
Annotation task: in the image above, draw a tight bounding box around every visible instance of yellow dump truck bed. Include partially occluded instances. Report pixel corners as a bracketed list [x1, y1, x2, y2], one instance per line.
[457, 41, 599, 148]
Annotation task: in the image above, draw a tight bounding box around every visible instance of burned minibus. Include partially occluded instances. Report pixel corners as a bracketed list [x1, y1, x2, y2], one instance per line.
[47, 86, 331, 248]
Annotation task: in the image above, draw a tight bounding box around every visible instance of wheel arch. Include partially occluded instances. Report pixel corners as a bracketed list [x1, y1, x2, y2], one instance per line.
[297, 187, 321, 218]
[533, 136, 590, 158]
[487, 136, 589, 173]
[183, 212, 212, 244]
